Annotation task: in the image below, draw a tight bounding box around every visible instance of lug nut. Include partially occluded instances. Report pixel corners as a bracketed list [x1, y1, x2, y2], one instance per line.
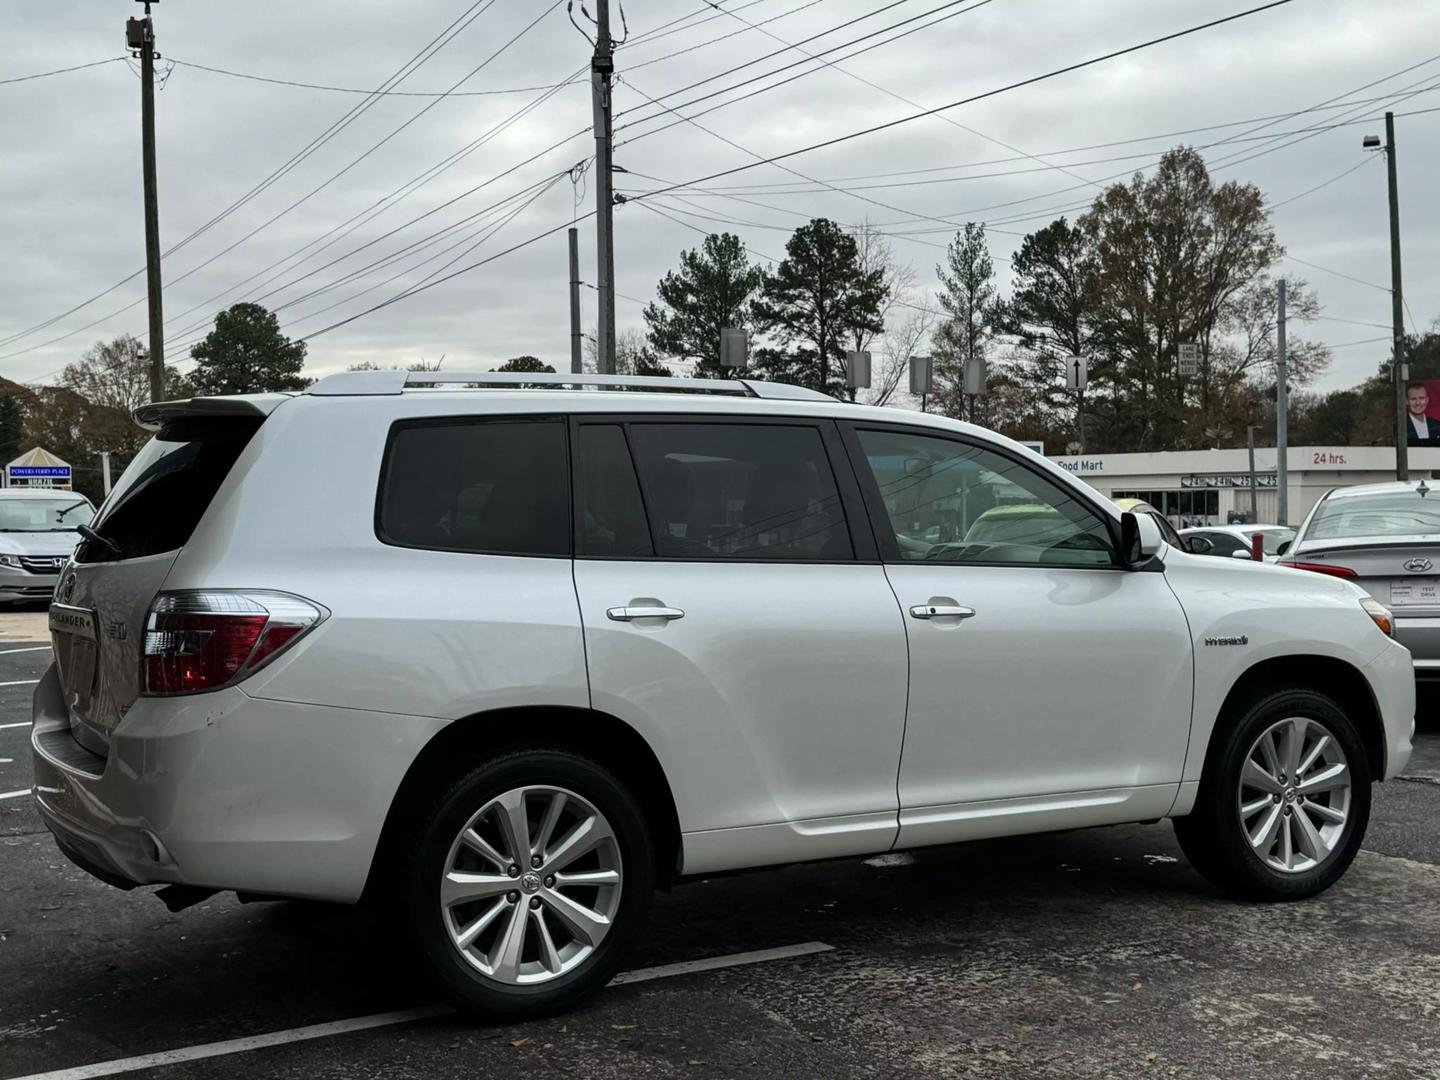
[507, 890, 519, 903]
[1278, 773, 1287, 783]
[1283, 807, 1292, 817]
[1272, 794, 1281, 804]
[530, 897, 542, 909]
[507, 865, 520, 878]
[531, 855, 543, 869]
[544, 875, 555, 888]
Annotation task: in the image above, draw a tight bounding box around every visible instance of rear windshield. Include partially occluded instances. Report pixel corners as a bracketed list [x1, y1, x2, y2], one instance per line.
[75, 417, 262, 563]
[1308, 493, 1440, 542]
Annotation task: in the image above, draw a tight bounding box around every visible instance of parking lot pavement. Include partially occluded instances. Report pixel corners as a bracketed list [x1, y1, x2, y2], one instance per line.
[2, 632, 1439, 1078]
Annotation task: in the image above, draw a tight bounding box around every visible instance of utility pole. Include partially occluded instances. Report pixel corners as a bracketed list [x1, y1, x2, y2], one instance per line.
[127, 0, 165, 402]
[1276, 279, 1289, 526]
[590, 0, 617, 375]
[1385, 111, 1408, 481]
[568, 228, 582, 374]
[1247, 424, 1258, 523]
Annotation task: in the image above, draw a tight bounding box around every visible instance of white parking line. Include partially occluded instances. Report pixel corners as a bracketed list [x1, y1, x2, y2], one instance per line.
[0, 646, 50, 655]
[0, 789, 29, 800]
[0, 680, 40, 687]
[0, 722, 29, 730]
[9, 942, 834, 1080]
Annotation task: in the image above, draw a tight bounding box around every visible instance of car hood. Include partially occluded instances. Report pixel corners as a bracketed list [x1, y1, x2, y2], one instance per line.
[0, 531, 81, 557]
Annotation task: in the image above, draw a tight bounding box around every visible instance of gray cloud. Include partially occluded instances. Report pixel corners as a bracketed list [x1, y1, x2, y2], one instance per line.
[2, 0, 1436, 393]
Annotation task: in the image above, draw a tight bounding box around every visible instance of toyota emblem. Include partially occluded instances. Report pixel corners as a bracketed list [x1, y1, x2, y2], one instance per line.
[57, 571, 76, 603]
[1404, 557, 1432, 573]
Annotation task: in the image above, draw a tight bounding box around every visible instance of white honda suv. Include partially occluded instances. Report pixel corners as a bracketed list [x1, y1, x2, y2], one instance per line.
[30, 370, 1415, 1017]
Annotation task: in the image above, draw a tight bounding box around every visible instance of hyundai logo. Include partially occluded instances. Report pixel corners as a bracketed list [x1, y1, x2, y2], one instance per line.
[1404, 557, 1432, 573]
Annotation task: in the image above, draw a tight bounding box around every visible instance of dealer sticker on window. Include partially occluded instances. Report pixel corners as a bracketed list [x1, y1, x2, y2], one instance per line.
[1390, 579, 1440, 606]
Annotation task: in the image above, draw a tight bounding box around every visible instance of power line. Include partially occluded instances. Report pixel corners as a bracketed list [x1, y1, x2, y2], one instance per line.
[1282, 256, 1390, 294]
[624, 0, 829, 73]
[0, 57, 126, 85]
[702, 0, 1106, 195]
[1269, 155, 1378, 210]
[624, 0, 1298, 204]
[167, 58, 579, 97]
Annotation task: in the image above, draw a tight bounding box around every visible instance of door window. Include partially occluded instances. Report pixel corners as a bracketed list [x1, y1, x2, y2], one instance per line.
[1203, 531, 1245, 555]
[378, 418, 570, 556]
[855, 429, 1116, 566]
[575, 424, 653, 557]
[625, 423, 853, 561]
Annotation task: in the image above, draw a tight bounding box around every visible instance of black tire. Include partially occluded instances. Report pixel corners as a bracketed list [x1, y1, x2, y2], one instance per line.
[402, 748, 655, 1018]
[1174, 686, 1371, 902]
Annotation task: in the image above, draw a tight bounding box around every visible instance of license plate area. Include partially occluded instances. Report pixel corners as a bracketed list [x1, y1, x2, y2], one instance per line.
[1389, 578, 1440, 607]
[49, 603, 98, 715]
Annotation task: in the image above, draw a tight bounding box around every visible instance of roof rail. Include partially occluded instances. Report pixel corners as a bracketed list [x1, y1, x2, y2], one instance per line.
[305, 369, 831, 401]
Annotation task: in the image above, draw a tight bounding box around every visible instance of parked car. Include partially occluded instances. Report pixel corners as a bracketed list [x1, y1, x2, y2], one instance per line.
[1278, 479, 1440, 682]
[30, 372, 1414, 1018]
[1180, 525, 1296, 563]
[0, 488, 95, 604]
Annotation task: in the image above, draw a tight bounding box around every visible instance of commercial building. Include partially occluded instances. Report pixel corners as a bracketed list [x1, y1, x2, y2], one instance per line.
[3, 447, 72, 490]
[1050, 445, 1440, 527]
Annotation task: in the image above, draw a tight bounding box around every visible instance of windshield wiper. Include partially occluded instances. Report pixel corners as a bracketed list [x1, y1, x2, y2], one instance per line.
[76, 523, 122, 557]
[55, 501, 89, 520]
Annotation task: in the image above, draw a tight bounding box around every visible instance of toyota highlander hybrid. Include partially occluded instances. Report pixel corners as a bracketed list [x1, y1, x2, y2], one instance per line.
[29, 371, 1415, 1018]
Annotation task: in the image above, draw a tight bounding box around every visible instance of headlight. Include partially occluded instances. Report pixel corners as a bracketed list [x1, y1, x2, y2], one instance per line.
[0, 555, 20, 570]
[1361, 597, 1394, 637]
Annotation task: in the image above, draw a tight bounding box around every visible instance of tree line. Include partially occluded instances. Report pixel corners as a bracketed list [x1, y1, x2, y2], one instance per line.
[2, 145, 1425, 503]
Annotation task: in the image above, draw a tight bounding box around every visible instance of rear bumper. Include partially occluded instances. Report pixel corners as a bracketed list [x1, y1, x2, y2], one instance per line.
[1363, 640, 1416, 779]
[29, 663, 448, 903]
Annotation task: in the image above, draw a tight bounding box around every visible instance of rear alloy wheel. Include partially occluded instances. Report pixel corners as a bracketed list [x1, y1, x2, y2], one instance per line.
[1174, 688, 1370, 901]
[440, 785, 623, 985]
[406, 751, 654, 1017]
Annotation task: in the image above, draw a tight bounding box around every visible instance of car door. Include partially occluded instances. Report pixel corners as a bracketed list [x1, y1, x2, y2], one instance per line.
[842, 423, 1194, 848]
[570, 417, 909, 875]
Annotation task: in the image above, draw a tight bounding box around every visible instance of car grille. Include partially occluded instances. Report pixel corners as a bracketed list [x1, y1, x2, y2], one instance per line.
[18, 556, 66, 574]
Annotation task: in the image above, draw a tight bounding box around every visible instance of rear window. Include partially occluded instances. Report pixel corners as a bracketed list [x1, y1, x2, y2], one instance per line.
[76, 417, 262, 563]
[377, 418, 570, 557]
[1309, 494, 1440, 541]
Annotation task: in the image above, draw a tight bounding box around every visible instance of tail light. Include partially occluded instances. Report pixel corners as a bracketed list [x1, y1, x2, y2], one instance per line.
[1277, 560, 1357, 579]
[143, 591, 327, 696]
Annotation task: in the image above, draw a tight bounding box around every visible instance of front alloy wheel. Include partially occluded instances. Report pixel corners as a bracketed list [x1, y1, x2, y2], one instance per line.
[1237, 716, 1352, 874]
[440, 785, 623, 985]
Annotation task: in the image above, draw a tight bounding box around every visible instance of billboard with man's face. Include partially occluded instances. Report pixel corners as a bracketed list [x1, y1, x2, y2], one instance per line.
[1406, 382, 1440, 446]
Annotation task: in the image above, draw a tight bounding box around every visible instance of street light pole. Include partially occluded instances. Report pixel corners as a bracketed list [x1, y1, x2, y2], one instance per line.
[1385, 111, 1408, 481]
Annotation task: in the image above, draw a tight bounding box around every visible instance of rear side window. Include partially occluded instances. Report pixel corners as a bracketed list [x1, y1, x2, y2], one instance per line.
[77, 417, 262, 563]
[625, 423, 853, 561]
[378, 418, 569, 557]
[576, 425, 653, 557]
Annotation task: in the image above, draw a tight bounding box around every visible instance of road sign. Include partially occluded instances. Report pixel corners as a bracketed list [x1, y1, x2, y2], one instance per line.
[963, 357, 987, 397]
[1063, 355, 1087, 391]
[1178, 342, 1200, 377]
[845, 350, 871, 389]
[719, 327, 748, 369]
[908, 355, 933, 395]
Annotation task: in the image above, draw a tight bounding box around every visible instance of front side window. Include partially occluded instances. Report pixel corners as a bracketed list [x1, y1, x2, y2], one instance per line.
[575, 424, 653, 557]
[1204, 531, 1245, 555]
[856, 429, 1115, 567]
[625, 423, 852, 561]
[378, 418, 569, 556]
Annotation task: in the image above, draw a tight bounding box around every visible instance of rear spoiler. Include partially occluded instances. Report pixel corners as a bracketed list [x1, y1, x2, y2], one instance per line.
[133, 394, 294, 432]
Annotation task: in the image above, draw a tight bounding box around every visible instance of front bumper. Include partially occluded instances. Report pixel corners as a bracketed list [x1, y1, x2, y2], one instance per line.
[30, 664, 448, 903]
[0, 565, 58, 602]
[1362, 639, 1416, 779]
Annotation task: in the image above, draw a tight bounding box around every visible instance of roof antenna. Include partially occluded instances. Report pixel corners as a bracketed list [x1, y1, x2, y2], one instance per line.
[1418, 480, 1430, 498]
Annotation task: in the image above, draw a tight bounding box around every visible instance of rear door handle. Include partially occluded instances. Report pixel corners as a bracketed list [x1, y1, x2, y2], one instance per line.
[909, 603, 975, 620]
[607, 606, 685, 622]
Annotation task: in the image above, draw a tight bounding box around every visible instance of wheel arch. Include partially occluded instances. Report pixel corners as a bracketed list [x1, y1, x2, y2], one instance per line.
[363, 705, 683, 904]
[1204, 655, 1385, 783]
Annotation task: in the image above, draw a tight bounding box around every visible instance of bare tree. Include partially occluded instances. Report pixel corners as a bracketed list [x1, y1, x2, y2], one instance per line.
[865, 306, 935, 407]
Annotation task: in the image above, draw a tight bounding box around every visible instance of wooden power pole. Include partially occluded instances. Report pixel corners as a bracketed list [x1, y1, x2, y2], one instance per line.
[127, 0, 165, 402]
[590, 0, 617, 375]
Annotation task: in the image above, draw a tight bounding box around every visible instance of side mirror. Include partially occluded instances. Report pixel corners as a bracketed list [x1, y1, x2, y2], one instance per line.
[1230, 548, 1255, 560]
[1121, 511, 1162, 566]
[1186, 536, 1214, 555]
[1276, 539, 1292, 556]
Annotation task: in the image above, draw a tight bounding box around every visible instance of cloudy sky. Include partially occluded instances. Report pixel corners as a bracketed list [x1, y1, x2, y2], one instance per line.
[2, 0, 1436, 393]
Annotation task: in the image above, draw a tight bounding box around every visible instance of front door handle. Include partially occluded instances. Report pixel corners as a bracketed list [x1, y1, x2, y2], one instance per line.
[909, 603, 975, 620]
[607, 606, 685, 622]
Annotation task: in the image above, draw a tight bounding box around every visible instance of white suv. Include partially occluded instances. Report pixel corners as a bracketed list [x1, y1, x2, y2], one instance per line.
[30, 371, 1415, 1017]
